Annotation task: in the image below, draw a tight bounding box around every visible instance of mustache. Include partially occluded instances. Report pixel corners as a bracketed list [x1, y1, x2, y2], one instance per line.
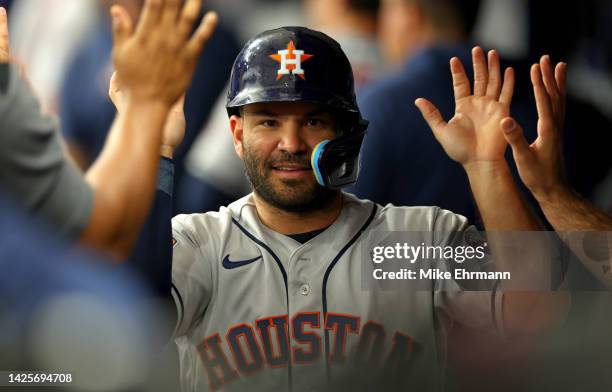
[265, 152, 311, 167]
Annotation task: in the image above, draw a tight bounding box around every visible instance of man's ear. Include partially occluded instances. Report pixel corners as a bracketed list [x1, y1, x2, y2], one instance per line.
[229, 114, 244, 159]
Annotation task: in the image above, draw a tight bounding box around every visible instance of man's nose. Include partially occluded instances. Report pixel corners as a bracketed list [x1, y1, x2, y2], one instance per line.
[277, 123, 308, 155]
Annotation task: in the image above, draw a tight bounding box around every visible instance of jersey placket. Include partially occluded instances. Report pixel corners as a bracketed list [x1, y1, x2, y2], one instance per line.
[286, 242, 329, 392]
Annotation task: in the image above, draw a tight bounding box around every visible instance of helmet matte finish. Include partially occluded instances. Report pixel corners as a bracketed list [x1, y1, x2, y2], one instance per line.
[226, 27, 361, 116]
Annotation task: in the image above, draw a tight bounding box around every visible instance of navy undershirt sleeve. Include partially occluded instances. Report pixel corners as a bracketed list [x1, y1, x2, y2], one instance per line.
[127, 157, 174, 299]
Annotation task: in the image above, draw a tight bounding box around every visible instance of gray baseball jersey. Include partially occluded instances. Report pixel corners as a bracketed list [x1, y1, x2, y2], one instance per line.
[170, 192, 502, 392]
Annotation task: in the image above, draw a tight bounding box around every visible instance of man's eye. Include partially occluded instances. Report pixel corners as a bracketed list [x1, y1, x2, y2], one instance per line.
[261, 120, 277, 127]
[306, 119, 324, 127]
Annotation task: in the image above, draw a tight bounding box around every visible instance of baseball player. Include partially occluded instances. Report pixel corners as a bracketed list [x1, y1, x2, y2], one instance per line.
[128, 28, 567, 391]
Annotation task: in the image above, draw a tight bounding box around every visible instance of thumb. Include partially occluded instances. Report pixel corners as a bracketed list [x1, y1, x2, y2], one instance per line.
[415, 98, 446, 137]
[500, 117, 532, 159]
[110, 5, 133, 48]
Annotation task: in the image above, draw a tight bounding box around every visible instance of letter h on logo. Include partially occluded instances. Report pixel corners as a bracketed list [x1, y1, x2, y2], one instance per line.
[270, 40, 313, 80]
[278, 48, 305, 76]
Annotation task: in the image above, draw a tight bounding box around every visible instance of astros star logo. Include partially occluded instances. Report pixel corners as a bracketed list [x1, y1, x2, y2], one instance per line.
[269, 40, 314, 80]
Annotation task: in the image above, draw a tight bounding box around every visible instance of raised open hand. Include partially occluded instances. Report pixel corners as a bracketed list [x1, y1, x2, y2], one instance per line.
[110, 0, 217, 106]
[500, 56, 567, 200]
[416, 47, 515, 168]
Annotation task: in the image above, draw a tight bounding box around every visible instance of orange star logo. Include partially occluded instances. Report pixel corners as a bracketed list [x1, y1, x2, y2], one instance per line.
[269, 40, 314, 80]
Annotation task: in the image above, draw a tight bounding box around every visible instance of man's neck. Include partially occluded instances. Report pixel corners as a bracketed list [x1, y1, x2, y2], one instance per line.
[253, 193, 343, 235]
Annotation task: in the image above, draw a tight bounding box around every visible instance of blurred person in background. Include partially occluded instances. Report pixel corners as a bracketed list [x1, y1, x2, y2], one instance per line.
[178, 0, 385, 215]
[8, 0, 99, 113]
[346, 0, 490, 223]
[304, 0, 384, 90]
[207, 0, 303, 42]
[59, 0, 240, 212]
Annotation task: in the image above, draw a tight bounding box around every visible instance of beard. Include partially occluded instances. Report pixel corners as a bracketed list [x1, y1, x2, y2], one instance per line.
[243, 145, 338, 213]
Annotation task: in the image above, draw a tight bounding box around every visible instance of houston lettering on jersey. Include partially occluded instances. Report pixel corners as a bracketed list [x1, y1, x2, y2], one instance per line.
[196, 312, 417, 391]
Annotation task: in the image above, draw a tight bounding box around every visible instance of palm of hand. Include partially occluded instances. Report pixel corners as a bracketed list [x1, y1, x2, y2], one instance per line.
[442, 96, 509, 164]
[109, 3, 217, 107]
[416, 48, 515, 167]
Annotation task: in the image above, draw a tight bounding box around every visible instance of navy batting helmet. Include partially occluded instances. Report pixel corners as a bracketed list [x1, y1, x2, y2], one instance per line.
[226, 27, 368, 189]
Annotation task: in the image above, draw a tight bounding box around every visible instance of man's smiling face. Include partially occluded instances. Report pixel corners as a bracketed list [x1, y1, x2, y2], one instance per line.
[230, 101, 339, 212]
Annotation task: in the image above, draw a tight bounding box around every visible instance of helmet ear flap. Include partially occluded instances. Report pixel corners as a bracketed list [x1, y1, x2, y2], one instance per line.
[311, 125, 367, 189]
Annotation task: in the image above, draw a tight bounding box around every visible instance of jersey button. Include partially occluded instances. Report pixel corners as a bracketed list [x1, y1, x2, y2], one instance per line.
[299, 284, 310, 296]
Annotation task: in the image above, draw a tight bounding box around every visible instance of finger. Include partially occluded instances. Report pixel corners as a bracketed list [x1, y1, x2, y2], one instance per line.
[531, 64, 555, 130]
[500, 117, 536, 166]
[499, 67, 515, 105]
[110, 5, 133, 48]
[176, 0, 202, 43]
[136, 0, 164, 36]
[472, 46, 488, 96]
[415, 98, 447, 137]
[0, 7, 9, 62]
[161, 0, 181, 29]
[485, 50, 502, 99]
[555, 62, 567, 100]
[450, 57, 470, 101]
[555, 62, 567, 128]
[185, 11, 218, 58]
[540, 55, 560, 101]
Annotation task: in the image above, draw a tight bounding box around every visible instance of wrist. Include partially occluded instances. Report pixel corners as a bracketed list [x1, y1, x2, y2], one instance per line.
[124, 94, 172, 114]
[463, 159, 510, 178]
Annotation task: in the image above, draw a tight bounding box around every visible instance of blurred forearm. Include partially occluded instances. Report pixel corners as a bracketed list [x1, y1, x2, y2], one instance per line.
[81, 98, 170, 260]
